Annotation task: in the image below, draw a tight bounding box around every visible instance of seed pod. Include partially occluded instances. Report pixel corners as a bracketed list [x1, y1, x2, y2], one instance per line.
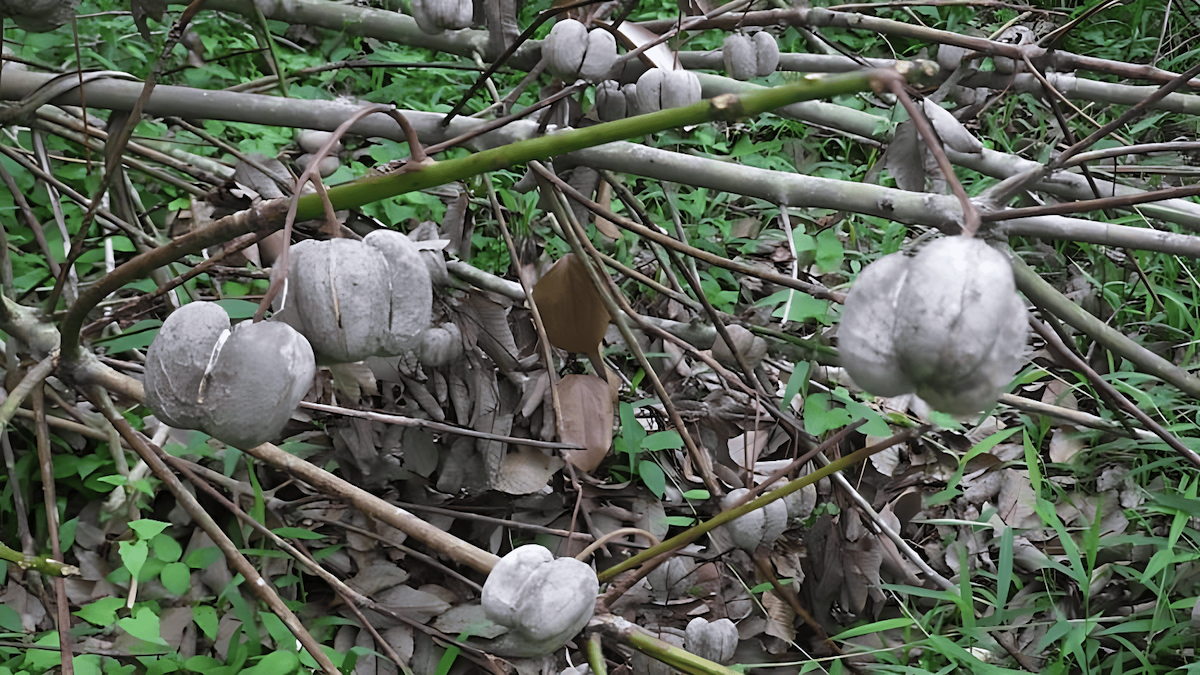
[936, 43, 971, 72]
[892, 237, 1027, 414]
[722, 33, 758, 81]
[685, 617, 738, 664]
[417, 323, 463, 368]
[410, 0, 473, 34]
[296, 129, 341, 154]
[645, 554, 697, 595]
[546, 19, 618, 83]
[295, 153, 340, 178]
[661, 70, 702, 109]
[481, 545, 599, 657]
[839, 236, 1027, 414]
[286, 230, 432, 363]
[717, 488, 788, 552]
[545, 19, 588, 80]
[0, 0, 78, 33]
[144, 302, 316, 449]
[753, 31, 780, 76]
[580, 28, 618, 82]
[636, 68, 702, 113]
[635, 68, 667, 114]
[838, 252, 915, 398]
[595, 80, 627, 121]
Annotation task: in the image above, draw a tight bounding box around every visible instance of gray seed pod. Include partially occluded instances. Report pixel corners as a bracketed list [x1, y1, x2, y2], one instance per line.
[893, 238, 1027, 414]
[722, 33, 758, 81]
[661, 70, 702, 109]
[481, 545, 599, 657]
[839, 237, 1027, 414]
[712, 324, 768, 370]
[417, 323, 463, 368]
[595, 80, 627, 121]
[411, 0, 473, 34]
[937, 43, 971, 72]
[545, 19, 588, 80]
[296, 129, 341, 154]
[144, 302, 316, 449]
[635, 69, 667, 114]
[546, 19, 618, 83]
[579, 28, 618, 83]
[286, 230, 432, 363]
[636, 69, 702, 113]
[685, 617, 738, 664]
[838, 252, 915, 398]
[0, 0, 78, 33]
[718, 488, 788, 552]
[295, 153, 340, 178]
[753, 31, 780, 76]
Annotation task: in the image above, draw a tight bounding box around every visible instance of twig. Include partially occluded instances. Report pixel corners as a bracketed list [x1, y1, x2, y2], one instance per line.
[298, 400, 583, 450]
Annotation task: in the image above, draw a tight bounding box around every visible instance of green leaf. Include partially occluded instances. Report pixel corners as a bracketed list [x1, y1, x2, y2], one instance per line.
[192, 606, 219, 640]
[641, 431, 683, 452]
[780, 362, 809, 412]
[241, 651, 299, 675]
[119, 540, 149, 578]
[638, 459, 666, 498]
[213, 299, 260, 320]
[129, 519, 169, 540]
[270, 527, 326, 540]
[159, 562, 191, 596]
[151, 533, 182, 563]
[0, 603, 24, 631]
[830, 616, 913, 640]
[185, 546, 222, 569]
[814, 227, 844, 273]
[117, 607, 168, 646]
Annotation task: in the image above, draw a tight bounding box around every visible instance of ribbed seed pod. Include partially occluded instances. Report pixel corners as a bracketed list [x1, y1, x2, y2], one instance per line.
[753, 31, 780, 76]
[722, 33, 758, 80]
[839, 236, 1028, 414]
[480, 545, 599, 657]
[144, 302, 315, 449]
[636, 68, 702, 112]
[411, 0, 473, 34]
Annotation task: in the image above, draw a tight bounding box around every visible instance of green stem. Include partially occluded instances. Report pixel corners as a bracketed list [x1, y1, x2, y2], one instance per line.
[0, 541, 78, 577]
[58, 68, 910, 365]
[597, 424, 923, 583]
[304, 68, 905, 220]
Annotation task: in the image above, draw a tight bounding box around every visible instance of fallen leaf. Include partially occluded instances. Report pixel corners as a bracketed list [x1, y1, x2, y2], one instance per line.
[492, 446, 566, 495]
[557, 373, 613, 472]
[532, 253, 610, 355]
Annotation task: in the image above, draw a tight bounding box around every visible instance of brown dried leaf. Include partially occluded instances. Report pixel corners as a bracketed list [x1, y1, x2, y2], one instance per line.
[762, 591, 796, 642]
[557, 373, 613, 472]
[531, 253, 610, 355]
[593, 179, 622, 240]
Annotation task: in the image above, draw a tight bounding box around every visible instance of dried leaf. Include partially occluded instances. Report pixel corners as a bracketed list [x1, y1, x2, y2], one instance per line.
[557, 373, 613, 472]
[328, 361, 379, 400]
[531, 253, 610, 355]
[608, 19, 678, 71]
[492, 446, 566, 495]
[883, 119, 925, 192]
[1048, 425, 1086, 463]
[593, 179, 622, 240]
[763, 591, 796, 642]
